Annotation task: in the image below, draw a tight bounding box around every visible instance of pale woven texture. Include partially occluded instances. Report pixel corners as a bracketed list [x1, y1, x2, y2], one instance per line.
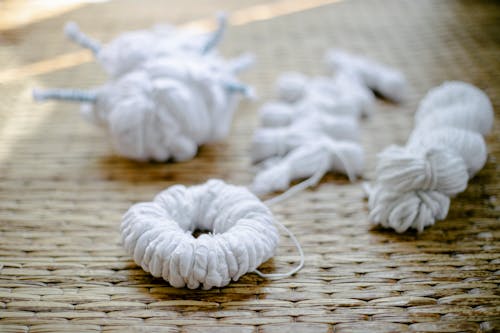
[0, 0, 499, 332]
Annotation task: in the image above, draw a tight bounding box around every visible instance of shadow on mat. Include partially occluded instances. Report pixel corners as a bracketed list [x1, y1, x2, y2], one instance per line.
[116, 259, 274, 305]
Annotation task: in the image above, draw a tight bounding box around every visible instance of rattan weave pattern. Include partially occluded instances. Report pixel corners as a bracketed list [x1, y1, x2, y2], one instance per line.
[0, 0, 499, 332]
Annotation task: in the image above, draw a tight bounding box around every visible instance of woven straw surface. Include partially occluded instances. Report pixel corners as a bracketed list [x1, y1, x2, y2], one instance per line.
[0, 0, 499, 332]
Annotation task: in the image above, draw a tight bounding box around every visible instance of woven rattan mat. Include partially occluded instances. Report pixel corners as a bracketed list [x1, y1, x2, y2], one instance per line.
[0, 0, 499, 332]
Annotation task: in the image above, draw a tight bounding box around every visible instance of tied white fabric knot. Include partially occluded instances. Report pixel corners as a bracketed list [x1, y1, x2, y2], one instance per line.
[368, 81, 493, 233]
[252, 138, 364, 197]
[252, 58, 379, 197]
[251, 114, 360, 162]
[121, 179, 304, 289]
[375, 145, 468, 195]
[34, 16, 254, 162]
[407, 127, 488, 177]
[325, 49, 408, 103]
[368, 186, 450, 233]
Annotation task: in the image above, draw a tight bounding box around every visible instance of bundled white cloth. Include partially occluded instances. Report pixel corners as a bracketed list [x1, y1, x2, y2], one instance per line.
[34, 15, 254, 162]
[368, 81, 493, 233]
[121, 180, 280, 289]
[252, 50, 408, 196]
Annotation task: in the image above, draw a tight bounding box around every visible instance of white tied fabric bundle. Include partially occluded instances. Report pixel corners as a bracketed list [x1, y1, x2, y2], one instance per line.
[368, 81, 494, 233]
[121, 180, 280, 289]
[34, 16, 253, 162]
[252, 50, 407, 196]
[252, 114, 360, 162]
[251, 75, 366, 195]
[252, 138, 364, 197]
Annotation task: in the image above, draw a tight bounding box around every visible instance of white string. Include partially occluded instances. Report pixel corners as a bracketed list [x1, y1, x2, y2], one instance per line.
[252, 163, 327, 279]
[202, 13, 227, 54]
[64, 22, 101, 55]
[253, 144, 360, 279]
[253, 219, 305, 279]
[263, 157, 330, 207]
[253, 166, 324, 278]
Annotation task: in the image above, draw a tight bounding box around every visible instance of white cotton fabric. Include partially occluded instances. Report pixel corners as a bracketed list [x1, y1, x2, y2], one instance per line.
[121, 180, 280, 290]
[275, 72, 308, 103]
[252, 114, 360, 162]
[251, 63, 378, 196]
[37, 19, 252, 162]
[368, 81, 493, 233]
[79, 54, 245, 162]
[252, 138, 364, 195]
[414, 81, 494, 135]
[255, 49, 409, 193]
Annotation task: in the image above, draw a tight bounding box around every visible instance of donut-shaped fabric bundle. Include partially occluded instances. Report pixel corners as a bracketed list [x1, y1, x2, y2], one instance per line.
[121, 180, 280, 289]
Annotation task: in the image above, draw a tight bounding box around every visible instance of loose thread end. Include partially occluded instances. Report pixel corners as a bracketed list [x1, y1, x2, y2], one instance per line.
[244, 86, 257, 100]
[254, 219, 305, 279]
[32, 89, 46, 102]
[229, 53, 256, 74]
[224, 82, 257, 99]
[32, 88, 98, 103]
[361, 181, 372, 198]
[331, 147, 359, 183]
[64, 21, 80, 38]
[253, 161, 331, 280]
[64, 21, 101, 54]
[201, 12, 227, 54]
[216, 11, 228, 26]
